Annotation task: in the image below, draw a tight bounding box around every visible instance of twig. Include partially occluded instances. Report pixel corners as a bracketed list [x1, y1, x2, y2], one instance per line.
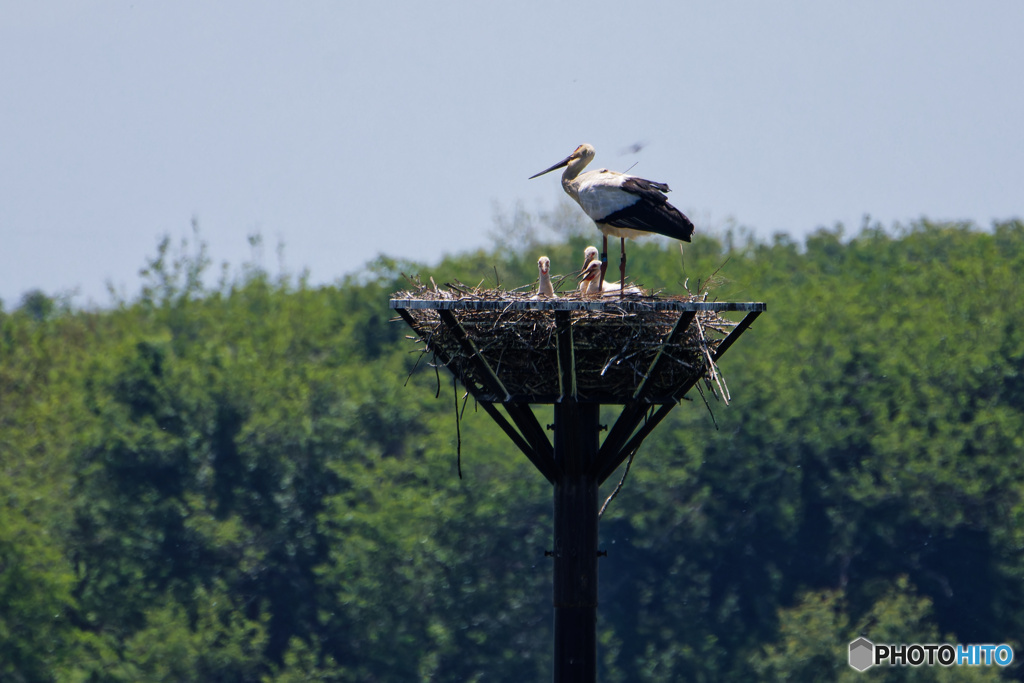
[434, 353, 441, 399]
[404, 345, 428, 386]
[694, 316, 730, 404]
[453, 377, 462, 479]
[695, 383, 719, 430]
[599, 447, 637, 519]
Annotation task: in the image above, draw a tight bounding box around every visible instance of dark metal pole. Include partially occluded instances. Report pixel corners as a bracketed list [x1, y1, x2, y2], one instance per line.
[552, 401, 600, 683]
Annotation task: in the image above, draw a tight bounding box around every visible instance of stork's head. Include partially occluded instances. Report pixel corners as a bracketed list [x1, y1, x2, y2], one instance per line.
[578, 258, 602, 296]
[529, 143, 596, 180]
[579, 258, 601, 282]
[537, 256, 551, 275]
[571, 143, 596, 166]
[582, 246, 599, 269]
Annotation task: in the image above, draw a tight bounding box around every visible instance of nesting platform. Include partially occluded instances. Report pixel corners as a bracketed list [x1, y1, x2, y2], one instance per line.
[391, 292, 765, 485]
[391, 296, 766, 405]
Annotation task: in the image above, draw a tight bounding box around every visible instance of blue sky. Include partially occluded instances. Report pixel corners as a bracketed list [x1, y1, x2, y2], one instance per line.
[2, 2, 1022, 305]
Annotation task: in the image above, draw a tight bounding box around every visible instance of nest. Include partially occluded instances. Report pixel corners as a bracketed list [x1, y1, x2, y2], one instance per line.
[393, 278, 737, 405]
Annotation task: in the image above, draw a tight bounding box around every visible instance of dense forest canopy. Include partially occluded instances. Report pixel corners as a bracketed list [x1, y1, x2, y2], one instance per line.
[2, 217, 1023, 681]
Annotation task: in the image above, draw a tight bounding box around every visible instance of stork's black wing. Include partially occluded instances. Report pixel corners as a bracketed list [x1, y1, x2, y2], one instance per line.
[601, 177, 694, 242]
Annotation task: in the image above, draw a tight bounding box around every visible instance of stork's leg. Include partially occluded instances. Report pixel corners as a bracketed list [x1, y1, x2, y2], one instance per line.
[599, 235, 608, 290]
[620, 238, 627, 299]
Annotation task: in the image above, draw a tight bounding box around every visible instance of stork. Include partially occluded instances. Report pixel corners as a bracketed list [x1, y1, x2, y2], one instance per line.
[579, 247, 642, 297]
[533, 255, 555, 299]
[530, 143, 694, 292]
[578, 246, 600, 294]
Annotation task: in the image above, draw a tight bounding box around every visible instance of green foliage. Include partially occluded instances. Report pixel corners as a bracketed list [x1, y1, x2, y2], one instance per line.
[0, 501, 76, 682]
[61, 583, 268, 683]
[2, 218, 1024, 680]
[753, 578, 1002, 681]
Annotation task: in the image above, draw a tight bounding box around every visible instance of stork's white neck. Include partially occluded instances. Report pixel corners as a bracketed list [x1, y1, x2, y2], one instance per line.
[538, 269, 554, 297]
[560, 153, 594, 202]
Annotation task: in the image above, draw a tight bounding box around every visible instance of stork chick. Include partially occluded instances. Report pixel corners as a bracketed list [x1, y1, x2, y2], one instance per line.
[579, 258, 642, 297]
[578, 245, 600, 293]
[533, 255, 555, 299]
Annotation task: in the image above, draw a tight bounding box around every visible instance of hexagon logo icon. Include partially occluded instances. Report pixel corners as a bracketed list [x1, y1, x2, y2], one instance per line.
[849, 637, 874, 671]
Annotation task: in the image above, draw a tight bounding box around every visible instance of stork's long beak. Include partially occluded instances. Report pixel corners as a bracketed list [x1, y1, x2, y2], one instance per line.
[529, 154, 572, 179]
[576, 262, 599, 284]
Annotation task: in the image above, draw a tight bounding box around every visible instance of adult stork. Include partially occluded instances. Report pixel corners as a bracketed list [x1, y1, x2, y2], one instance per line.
[530, 143, 694, 291]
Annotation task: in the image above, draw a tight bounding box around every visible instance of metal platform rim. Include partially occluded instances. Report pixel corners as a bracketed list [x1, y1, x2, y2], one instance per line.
[390, 299, 766, 313]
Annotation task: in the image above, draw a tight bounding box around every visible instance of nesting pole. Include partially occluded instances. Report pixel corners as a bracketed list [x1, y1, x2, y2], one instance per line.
[391, 296, 765, 682]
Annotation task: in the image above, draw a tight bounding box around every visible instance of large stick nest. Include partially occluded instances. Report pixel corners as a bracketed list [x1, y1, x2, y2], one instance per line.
[394, 278, 736, 405]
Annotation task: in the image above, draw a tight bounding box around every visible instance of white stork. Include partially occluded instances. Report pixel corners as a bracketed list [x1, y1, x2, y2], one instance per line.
[533, 255, 555, 299]
[530, 143, 694, 291]
[578, 245, 600, 293]
[579, 248, 642, 297]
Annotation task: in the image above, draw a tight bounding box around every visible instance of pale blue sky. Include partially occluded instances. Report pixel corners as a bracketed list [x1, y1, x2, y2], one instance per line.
[2, 2, 1022, 305]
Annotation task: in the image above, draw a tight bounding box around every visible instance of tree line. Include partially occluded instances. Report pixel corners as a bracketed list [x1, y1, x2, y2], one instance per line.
[2, 219, 1022, 681]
